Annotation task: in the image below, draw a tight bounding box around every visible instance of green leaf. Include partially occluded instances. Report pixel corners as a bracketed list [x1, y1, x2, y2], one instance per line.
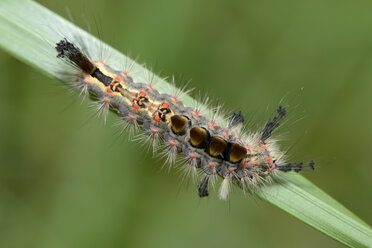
[0, 0, 371, 247]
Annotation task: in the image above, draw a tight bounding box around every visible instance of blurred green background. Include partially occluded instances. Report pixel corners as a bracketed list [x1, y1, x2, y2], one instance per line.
[1, 0, 372, 247]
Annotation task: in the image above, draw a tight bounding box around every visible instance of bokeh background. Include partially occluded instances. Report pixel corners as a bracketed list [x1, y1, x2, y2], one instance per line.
[1, 0, 372, 247]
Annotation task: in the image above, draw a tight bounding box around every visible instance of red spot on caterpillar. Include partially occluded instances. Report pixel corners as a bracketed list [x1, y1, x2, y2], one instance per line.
[139, 91, 147, 97]
[208, 121, 215, 128]
[269, 164, 276, 172]
[245, 144, 251, 151]
[146, 85, 153, 91]
[114, 76, 121, 82]
[83, 80, 89, 85]
[209, 163, 216, 168]
[228, 168, 235, 173]
[129, 115, 137, 120]
[266, 156, 273, 164]
[259, 140, 268, 150]
[222, 130, 229, 137]
[153, 115, 160, 123]
[171, 96, 178, 103]
[189, 153, 197, 159]
[106, 88, 113, 94]
[169, 141, 177, 147]
[122, 72, 128, 78]
[136, 97, 140, 102]
[110, 82, 115, 86]
[192, 110, 199, 118]
[151, 129, 159, 134]
[132, 103, 139, 110]
[160, 102, 169, 109]
[103, 98, 110, 103]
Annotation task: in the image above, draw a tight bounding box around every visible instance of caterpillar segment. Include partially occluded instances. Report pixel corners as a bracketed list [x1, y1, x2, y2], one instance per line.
[56, 39, 314, 200]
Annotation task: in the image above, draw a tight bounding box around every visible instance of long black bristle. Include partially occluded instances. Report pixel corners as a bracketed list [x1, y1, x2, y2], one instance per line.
[56, 39, 96, 74]
[261, 105, 286, 142]
[198, 175, 210, 197]
[277, 160, 315, 173]
[228, 111, 245, 128]
[56, 39, 113, 86]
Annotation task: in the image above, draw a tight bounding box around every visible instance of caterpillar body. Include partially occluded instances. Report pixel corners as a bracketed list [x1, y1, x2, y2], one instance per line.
[55, 38, 314, 200]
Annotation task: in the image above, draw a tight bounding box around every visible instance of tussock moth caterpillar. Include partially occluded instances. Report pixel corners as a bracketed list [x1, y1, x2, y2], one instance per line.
[52, 34, 315, 200]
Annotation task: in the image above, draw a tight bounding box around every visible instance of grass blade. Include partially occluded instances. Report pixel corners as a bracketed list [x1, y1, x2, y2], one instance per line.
[0, 0, 371, 247]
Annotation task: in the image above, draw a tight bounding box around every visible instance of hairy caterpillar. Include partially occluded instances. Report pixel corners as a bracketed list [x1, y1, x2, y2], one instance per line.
[53, 36, 314, 200]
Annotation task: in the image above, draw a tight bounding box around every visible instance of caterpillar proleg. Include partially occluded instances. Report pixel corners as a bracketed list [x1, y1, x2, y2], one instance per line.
[54, 35, 314, 200]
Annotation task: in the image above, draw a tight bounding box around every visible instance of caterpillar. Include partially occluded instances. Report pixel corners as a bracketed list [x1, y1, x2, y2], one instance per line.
[55, 37, 314, 200]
